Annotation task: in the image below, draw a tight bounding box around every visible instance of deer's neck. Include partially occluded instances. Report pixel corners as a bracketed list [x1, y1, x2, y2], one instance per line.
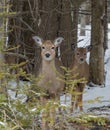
[72, 58, 89, 79]
[74, 58, 86, 66]
[41, 60, 55, 73]
[71, 58, 87, 71]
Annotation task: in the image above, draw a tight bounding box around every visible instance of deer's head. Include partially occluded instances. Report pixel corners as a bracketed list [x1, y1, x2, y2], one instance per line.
[32, 36, 64, 61]
[72, 45, 91, 64]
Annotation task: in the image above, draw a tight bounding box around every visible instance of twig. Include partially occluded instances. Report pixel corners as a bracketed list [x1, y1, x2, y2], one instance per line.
[4, 52, 29, 61]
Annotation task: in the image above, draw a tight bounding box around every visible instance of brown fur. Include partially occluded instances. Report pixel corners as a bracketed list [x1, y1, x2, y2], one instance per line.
[70, 47, 89, 111]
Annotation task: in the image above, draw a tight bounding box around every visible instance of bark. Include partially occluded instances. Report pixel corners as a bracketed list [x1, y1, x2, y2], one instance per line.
[0, 0, 7, 93]
[85, 0, 91, 25]
[0, 0, 5, 59]
[89, 0, 105, 85]
[80, 2, 86, 36]
[72, 6, 79, 47]
[59, 0, 73, 67]
[103, 0, 108, 52]
[38, 0, 59, 40]
[7, 0, 23, 64]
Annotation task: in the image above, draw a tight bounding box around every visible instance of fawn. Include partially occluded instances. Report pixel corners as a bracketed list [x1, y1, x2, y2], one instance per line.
[70, 45, 91, 112]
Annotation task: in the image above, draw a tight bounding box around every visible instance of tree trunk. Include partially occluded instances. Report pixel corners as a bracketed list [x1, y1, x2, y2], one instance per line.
[0, 0, 6, 61]
[80, 2, 86, 36]
[103, 0, 108, 52]
[0, 0, 7, 93]
[89, 0, 105, 85]
[59, 0, 73, 67]
[71, 0, 86, 45]
[85, 1, 91, 25]
[38, 0, 59, 40]
[72, 6, 79, 47]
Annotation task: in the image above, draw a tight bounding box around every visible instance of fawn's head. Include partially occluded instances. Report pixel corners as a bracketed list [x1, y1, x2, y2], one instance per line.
[32, 36, 64, 61]
[72, 45, 91, 64]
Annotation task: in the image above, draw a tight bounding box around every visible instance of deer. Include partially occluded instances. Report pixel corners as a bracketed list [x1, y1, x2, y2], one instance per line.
[32, 36, 64, 130]
[70, 45, 91, 112]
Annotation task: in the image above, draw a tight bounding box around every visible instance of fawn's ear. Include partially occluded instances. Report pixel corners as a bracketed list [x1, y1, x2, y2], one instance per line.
[32, 36, 43, 46]
[86, 45, 92, 52]
[54, 37, 64, 47]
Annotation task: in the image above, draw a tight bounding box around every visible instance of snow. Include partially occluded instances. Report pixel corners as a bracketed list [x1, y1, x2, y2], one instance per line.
[0, 122, 6, 127]
[7, 80, 30, 102]
[83, 85, 110, 110]
[78, 24, 91, 47]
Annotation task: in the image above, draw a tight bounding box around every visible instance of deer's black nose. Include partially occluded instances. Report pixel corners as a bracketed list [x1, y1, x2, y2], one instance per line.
[80, 58, 84, 61]
[45, 53, 50, 58]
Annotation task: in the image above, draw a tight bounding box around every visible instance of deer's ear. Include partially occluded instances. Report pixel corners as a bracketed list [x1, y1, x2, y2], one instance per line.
[86, 45, 92, 52]
[32, 36, 43, 46]
[54, 37, 64, 47]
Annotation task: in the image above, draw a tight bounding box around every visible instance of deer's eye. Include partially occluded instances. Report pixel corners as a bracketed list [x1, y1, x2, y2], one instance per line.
[77, 53, 80, 55]
[84, 53, 86, 55]
[42, 46, 45, 49]
[51, 46, 55, 49]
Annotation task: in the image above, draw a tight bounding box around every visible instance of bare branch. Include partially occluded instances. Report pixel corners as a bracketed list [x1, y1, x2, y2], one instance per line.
[19, 18, 35, 33]
[4, 52, 29, 61]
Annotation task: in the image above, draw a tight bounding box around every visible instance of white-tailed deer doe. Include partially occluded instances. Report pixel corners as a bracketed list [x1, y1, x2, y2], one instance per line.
[32, 36, 64, 130]
[70, 45, 91, 112]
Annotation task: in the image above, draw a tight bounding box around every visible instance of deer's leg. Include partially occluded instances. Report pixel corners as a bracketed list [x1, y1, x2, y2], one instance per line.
[71, 100, 74, 112]
[75, 95, 79, 110]
[71, 85, 79, 112]
[77, 83, 84, 111]
[78, 93, 83, 111]
[42, 112, 47, 130]
[49, 107, 55, 130]
[40, 97, 47, 130]
[71, 94, 77, 112]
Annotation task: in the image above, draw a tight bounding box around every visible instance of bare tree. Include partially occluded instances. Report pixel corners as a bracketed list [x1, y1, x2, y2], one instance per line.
[0, 0, 7, 93]
[80, 2, 86, 36]
[0, 0, 4, 63]
[103, 0, 108, 52]
[59, 0, 73, 67]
